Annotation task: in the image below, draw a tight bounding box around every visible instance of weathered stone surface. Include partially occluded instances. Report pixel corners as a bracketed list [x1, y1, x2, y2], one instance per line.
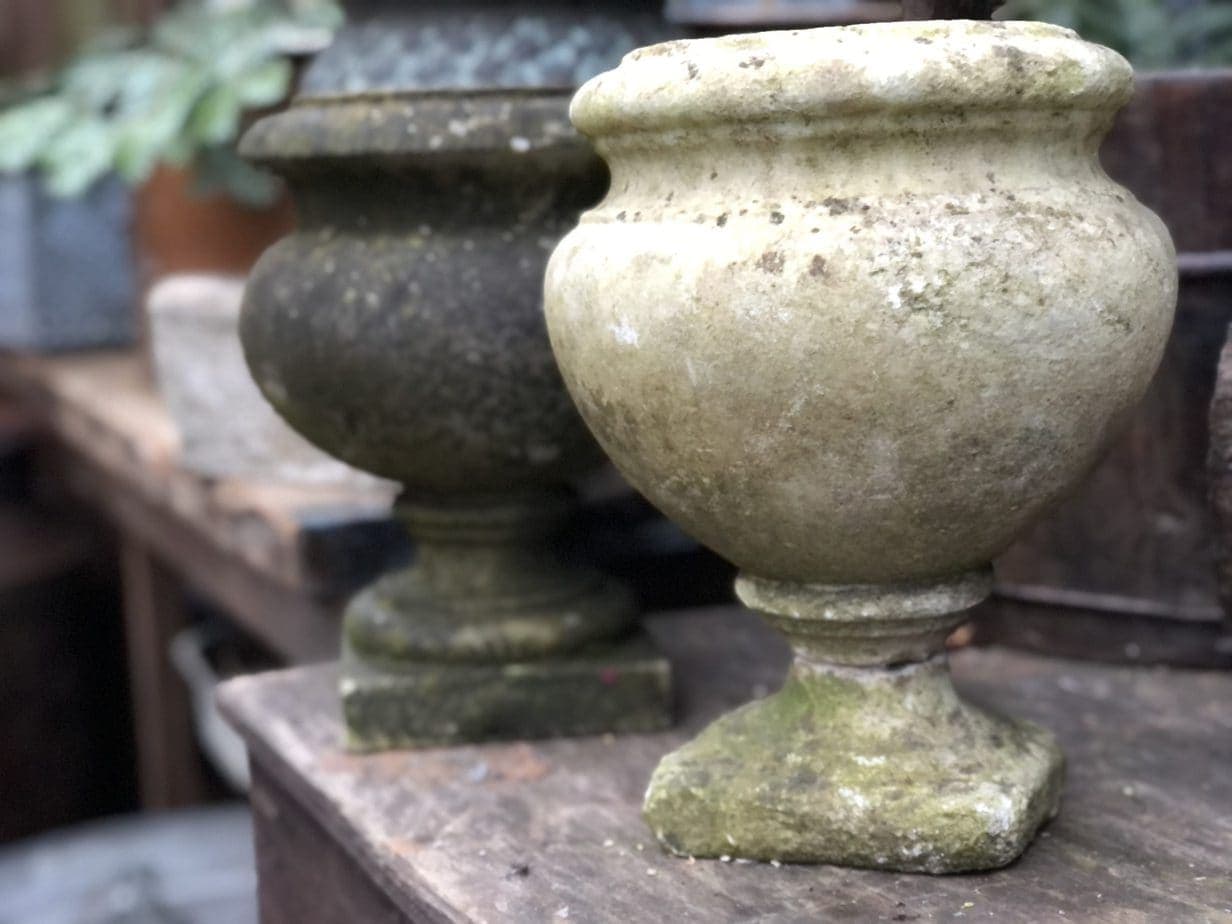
[149, 273, 393, 488]
[241, 93, 606, 492]
[342, 630, 671, 751]
[545, 21, 1177, 870]
[344, 490, 636, 664]
[643, 570, 1062, 871]
[735, 568, 992, 665]
[549, 22, 1175, 586]
[240, 88, 671, 746]
[644, 656, 1063, 873]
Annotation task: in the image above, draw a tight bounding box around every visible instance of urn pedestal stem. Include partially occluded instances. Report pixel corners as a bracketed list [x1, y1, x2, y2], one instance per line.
[340, 488, 671, 750]
[345, 490, 636, 664]
[736, 569, 990, 667]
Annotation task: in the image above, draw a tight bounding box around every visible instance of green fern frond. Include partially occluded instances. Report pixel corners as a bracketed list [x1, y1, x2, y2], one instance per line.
[0, 0, 342, 203]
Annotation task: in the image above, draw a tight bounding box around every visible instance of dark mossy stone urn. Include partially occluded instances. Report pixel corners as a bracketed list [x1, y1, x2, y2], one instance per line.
[239, 90, 671, 749]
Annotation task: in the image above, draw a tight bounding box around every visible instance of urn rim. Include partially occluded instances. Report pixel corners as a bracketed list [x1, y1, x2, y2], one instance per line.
[570, 20, 1133, 140]
[240, 87, 586, 166]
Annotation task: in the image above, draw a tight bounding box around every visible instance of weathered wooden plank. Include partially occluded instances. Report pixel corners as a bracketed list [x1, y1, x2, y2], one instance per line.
[980, 270, 1232, 665]
[0, 349, 410, 661]
[220, 608, 1232, 923]
[1102, 71, 1232, 256]
[119, 539, 210, 808]
[969, 589, 1232, 668]
[250, 764, 421, 924]
[0, 348, 399, 811]
[0, 350, 402, 598]
[39, 429, 343, 663]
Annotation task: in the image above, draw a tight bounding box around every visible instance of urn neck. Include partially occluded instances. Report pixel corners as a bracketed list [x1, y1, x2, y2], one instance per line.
[344, 488, 637, 662]
[395, 489, 575, 603]
[591, 108, 1116, 211]
[735, 569, 992, 667]
[288, 165, 606, 233]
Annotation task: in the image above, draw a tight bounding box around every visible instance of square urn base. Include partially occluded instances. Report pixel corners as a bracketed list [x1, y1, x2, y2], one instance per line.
[341, 631, 672, 751]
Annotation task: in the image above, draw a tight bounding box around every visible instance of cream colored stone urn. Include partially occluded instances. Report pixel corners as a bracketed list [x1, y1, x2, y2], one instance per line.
[545, 21, 1176, 871]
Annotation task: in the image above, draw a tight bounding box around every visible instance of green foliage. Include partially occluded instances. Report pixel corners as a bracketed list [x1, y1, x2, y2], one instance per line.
[1002, 0, 1232, 68]
[0, 0, 343, 203]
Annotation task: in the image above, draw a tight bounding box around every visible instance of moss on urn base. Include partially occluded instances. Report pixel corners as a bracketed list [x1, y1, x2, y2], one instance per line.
[643, 656, 1063, 873]
[640, 572, 1063, 871]
[343, 491, 637, 664]
[338, 490, 671, 748]
[342, 631, 672, 751]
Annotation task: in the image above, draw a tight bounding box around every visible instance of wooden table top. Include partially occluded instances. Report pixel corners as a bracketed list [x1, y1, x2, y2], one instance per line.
[220, 607, 1232, 923]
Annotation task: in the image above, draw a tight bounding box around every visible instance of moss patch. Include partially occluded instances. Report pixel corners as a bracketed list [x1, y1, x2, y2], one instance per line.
[644, 657, 1063, 872]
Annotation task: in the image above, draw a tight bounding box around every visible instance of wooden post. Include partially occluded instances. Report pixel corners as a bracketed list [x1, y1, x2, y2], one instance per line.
[119, 539, 209, 808]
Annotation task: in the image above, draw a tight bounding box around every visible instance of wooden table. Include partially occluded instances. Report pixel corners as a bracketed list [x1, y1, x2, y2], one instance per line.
[0, 349, 405, 807]
[220, 607, 1232, 923]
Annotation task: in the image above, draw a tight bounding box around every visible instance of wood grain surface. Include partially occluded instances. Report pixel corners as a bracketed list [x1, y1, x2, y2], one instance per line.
[221, 607, 1232, 923]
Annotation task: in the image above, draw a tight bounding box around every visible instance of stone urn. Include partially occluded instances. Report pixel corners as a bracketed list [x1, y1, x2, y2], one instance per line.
[545, 21, 1176, 871]
[239, 89, 671, 748]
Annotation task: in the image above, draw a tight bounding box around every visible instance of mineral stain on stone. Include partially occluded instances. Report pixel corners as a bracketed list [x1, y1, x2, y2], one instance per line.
[758, 250, 785, 274]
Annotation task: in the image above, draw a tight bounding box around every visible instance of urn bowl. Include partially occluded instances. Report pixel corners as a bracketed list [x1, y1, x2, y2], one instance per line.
[545, 21, 1177, 586]
[241, 91, 608, 494]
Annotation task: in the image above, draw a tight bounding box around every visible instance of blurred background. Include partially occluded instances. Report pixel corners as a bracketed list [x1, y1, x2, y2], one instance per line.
[0, 1, 1229, 921]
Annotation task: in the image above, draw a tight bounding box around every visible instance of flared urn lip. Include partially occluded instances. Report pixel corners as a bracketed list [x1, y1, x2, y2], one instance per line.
[239, 87, 586, 168]
[570, 20, 1133, 140]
